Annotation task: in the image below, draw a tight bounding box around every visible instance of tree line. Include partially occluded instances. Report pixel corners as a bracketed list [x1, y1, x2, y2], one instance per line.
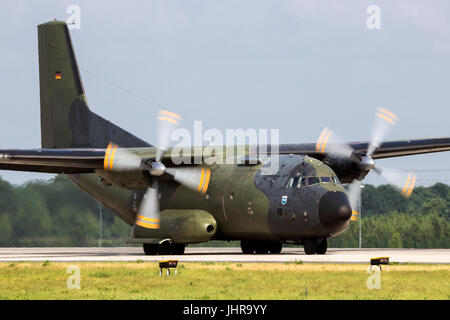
[0, 174, 448, 248]
[0, 175, 129, 246]
[328, 184, 450, 248]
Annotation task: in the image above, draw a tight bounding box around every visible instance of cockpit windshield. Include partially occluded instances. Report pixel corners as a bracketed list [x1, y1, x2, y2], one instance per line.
[285, 176, 306, 188]
[284, 176, 339, 188]
[307, 177, 320, 186]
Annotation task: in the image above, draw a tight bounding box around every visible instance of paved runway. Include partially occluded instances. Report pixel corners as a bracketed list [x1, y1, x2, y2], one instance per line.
[0, 247, 449, 264]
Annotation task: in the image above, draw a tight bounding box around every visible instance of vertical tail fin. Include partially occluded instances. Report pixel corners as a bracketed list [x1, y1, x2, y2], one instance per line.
[38, 20, 149, 149]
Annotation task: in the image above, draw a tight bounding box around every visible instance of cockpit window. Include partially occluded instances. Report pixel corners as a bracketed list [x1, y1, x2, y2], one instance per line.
[308, 177, 320, 186]
[332, 176, 340, 184]
[297, 177, 307, 188]
[320, 177, 332, 183]
[285, 176, 306, 188]
[292, 177, 300, 188]
[286, 176, 335, 188]
[285, 178, 294, 188]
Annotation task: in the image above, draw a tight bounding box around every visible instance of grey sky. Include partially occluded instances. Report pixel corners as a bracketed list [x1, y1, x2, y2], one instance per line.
[0, 0, 449, 186]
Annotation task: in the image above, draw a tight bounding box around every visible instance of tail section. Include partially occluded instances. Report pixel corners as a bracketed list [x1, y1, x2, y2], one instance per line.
[38, 20, 149, 149]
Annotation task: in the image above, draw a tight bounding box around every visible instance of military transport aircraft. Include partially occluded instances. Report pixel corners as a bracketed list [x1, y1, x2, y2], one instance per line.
[0, 20, 449, 255]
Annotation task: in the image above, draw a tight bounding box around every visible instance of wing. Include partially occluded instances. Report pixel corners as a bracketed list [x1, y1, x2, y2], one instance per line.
[0, 149, 105, 173]
[0, 137, 449, 174]
[0, 146, 179, 174]
[350, 137, 450, 159]
[275, 137, 450, 159]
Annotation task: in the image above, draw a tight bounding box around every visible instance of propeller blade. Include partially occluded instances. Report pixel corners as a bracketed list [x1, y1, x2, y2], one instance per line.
[166, 166, 211, 194]
[103, 142, 144, 172]
[134, 180, 161, 229]
[374, 165, 417, 198]
[347, 179, 362, 221]
[315, 127, 354, 158]
[367, 107, 398, 157]
[156, 110, 181, 162]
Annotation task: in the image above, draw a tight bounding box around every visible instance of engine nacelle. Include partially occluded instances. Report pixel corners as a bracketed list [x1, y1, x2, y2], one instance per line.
[322, 156, 370, 183]
[131, 209, 217, 244]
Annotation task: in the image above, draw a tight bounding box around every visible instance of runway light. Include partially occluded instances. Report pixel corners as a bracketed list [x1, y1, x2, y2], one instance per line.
[159, 260, 178, 276]
[370, 257, 390, 271]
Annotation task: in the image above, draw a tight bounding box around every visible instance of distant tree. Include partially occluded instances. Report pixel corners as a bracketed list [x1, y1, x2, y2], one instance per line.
[11, 186, 52, 240]
[0, 178, 17, 214]
[0, 214, 12, 244]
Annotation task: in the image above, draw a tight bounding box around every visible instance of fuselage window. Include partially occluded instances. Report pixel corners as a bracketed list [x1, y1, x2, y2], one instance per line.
[321, 177, 332, 183]
[308, 177, 320, 186]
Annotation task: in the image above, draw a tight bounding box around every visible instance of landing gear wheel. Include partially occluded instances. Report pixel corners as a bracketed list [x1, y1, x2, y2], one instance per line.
[316, 239, 328, 255]
[143, 242, 186, 255]
[172, 243, 186, 255]
[241, 240, 254, 254]
[143, 243, 158, 255]
[255, 243, 269, 254]
[303, 239, 317, 255]
[268, 242, 283, 254]
[157, 242, 172, 255]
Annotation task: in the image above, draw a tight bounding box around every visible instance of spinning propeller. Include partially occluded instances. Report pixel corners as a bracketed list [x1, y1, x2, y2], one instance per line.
[103, 110, 211, 229]
[316, 108, 417, 221]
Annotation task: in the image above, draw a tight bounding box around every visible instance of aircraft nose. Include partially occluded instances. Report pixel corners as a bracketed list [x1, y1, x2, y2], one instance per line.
[318, 191, 352, 230]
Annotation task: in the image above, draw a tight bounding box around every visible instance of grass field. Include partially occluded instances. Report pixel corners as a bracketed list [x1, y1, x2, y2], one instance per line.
[0, 261, 448, 299]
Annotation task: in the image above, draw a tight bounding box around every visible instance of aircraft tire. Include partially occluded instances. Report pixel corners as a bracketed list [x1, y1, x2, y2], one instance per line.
[255, 243, 269, 254]
[157, 241, 172, 255]
[268, 242, 282, 254]
[240, 240, 255, 254]
[316, 239, 327, 255]
[303, 239, 317, 255]
[144, 242, 186, 255]
[143, 243, 158, 255]
[172, 243, 186, 255]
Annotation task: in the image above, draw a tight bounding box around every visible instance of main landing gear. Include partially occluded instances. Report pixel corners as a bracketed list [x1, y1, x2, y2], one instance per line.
[240, 240, 283, 254]
[303, 238, 327, 255]
[143, 242, 185, 255]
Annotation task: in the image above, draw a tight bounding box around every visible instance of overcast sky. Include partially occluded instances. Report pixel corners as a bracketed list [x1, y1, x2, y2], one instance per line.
[0, 0, 449, 186]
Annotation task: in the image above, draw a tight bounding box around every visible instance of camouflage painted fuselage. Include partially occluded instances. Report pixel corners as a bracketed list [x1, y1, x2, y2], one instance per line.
[69, 153, 351, 244]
